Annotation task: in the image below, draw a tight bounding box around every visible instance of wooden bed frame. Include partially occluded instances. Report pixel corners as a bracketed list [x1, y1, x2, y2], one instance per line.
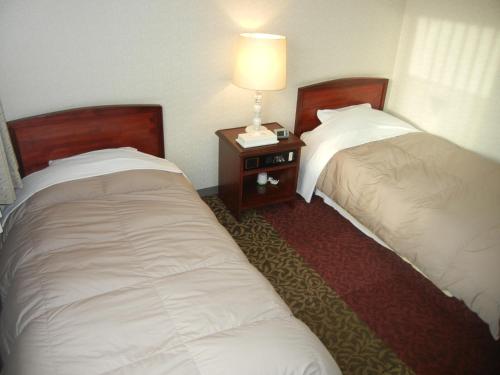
[294, 77, 388, 137]
[7, 105, 164, 177]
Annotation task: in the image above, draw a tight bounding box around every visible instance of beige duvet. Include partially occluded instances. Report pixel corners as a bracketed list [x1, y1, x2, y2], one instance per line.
[0, 169, 338, 374]
[317, 132, 500, 339]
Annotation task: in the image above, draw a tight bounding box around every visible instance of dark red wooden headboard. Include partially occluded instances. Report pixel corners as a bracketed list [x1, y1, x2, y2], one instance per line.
[7, 105, 164, 177]
[294, 77, 388, 137]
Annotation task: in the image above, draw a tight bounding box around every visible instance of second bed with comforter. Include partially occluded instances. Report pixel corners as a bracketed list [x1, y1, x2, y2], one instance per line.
[298, 100, 500, 340]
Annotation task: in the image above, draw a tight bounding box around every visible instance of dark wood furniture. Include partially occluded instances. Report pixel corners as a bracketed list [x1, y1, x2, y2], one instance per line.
[7, 105, 164, 177]
[216, 123, 305, 219]
[294, 77, 388, 136]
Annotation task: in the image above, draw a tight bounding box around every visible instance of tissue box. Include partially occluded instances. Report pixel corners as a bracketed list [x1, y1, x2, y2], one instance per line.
[236, 128, 279, 148]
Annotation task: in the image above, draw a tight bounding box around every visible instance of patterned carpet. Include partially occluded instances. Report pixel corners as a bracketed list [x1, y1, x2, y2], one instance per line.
[203, 195, 500, 375]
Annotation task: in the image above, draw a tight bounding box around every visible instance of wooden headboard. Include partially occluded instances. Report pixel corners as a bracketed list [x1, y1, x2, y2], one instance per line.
[294, 77, 388, 137]
[7, 105, 164, 177]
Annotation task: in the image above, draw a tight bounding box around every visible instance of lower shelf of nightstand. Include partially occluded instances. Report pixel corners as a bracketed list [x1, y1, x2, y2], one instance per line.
[241, 168, 295, 209]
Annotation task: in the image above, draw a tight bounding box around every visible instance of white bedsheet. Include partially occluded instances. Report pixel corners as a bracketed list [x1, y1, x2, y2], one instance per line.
[297, 107, 419, 202]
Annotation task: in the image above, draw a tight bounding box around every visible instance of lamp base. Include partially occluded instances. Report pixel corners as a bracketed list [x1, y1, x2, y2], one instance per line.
[245, 124, 261, 133]
[247, 91, 263, 132]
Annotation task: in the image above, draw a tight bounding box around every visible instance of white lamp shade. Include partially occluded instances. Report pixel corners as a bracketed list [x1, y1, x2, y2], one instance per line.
[233, 33, 286, 91]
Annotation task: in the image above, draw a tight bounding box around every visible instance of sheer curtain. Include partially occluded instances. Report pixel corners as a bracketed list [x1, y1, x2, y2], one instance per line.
[0, 100, 22, 233]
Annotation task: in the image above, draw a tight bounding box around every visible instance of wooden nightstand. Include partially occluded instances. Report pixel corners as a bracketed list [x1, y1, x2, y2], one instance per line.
[216, 123, 305, 219]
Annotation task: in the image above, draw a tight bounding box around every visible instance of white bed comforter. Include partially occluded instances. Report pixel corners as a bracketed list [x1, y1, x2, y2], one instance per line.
[0, 150, 339, 375]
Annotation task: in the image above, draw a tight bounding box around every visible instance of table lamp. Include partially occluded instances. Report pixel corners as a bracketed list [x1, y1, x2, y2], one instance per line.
[233, 33, 286, 147]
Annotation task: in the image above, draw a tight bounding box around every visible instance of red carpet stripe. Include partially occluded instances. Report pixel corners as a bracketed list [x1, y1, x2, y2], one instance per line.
[261, 197, 500, 375]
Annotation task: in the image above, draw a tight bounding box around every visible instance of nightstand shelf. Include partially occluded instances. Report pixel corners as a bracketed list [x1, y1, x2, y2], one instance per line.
[242, 162, 299, 177]
[242, 168, 295, 208]
[216, 123, 305, 219]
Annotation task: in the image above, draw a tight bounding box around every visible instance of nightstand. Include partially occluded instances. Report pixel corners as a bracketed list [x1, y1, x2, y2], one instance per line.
[215, 123, 305, 219]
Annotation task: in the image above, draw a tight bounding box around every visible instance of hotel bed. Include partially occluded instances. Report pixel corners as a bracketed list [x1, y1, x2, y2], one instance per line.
[295, 78, 500, 340]
[0, 105, 339, 374]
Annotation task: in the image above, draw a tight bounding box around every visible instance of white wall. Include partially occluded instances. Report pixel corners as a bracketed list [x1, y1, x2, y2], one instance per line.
[388, 0, 500, 162]
[0, 0, 406, 188]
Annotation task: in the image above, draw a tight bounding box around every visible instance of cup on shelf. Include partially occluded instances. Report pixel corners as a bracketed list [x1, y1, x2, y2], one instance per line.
[257, 172, 268, 185]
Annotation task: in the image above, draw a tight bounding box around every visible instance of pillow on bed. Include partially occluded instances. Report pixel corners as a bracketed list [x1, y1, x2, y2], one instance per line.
[321, 106, 419, 140]
[304, 107, 420, 158]
[317, 103, 372, 123]
[49, 147, 139, 166]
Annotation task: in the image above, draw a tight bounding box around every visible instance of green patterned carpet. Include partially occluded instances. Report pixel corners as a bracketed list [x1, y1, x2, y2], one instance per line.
[203, 196, 413, 375]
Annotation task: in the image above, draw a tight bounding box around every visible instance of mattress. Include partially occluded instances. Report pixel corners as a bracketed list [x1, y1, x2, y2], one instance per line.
[0, 151, 339, 374]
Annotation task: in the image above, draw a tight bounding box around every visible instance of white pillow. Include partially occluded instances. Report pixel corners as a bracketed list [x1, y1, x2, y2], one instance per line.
[308, 107, 419, 159]
[49, 147, 138, 166]
[317, 103, 372, 123]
